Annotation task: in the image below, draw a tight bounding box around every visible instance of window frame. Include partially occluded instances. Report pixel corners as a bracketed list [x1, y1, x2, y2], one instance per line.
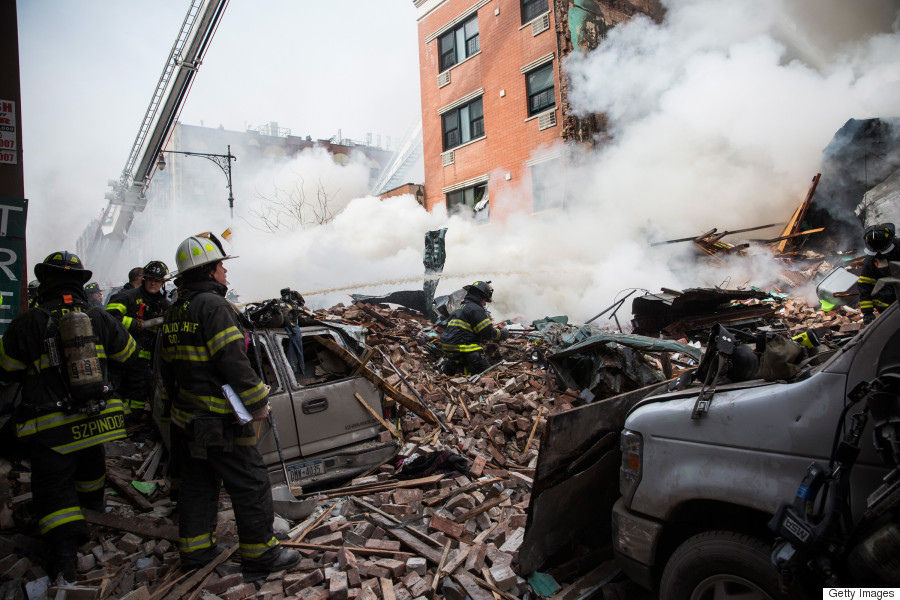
[526, 62, 556, 117]
[248, 334, 283, 393]
[442, 96, 485, 151]
[438, 14, 480, 72]
[446, 182, 490, 223]
[521, 0, 548, 25]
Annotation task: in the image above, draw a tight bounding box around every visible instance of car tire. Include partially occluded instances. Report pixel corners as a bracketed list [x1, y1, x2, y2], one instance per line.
[659, 530, 790, 600]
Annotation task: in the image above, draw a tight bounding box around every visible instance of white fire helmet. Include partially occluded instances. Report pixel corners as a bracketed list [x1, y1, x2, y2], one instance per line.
[174, 232, 237, 275]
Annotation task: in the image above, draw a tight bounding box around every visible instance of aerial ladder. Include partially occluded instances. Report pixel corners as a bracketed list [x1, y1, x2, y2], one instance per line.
[84, 0, 229, 278]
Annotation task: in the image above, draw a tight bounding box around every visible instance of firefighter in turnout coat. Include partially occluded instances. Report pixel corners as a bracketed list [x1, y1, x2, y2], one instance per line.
[440, 281, 508, 375]
[159, 233, 300, 576]
[858, 222, 900, 324]
[106, 260, 171, 419]
[0, 251, 143, 583]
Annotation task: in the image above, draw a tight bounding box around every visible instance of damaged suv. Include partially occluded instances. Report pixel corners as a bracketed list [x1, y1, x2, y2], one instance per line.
[246, 320, 397, 492]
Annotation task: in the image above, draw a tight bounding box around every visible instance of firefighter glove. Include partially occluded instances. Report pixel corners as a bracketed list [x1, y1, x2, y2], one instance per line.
[863, 312, 876, 325]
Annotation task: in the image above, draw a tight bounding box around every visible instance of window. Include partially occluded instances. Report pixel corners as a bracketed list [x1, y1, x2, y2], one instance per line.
[521, 0, 547, 24]
[276, 332, 353, 388]
[447, 183, 489, 223]
[439, 15, 479, 72]
[442, 97, 484, 150]
[526, 62, 555, 116]
[531, 159, 564, 212]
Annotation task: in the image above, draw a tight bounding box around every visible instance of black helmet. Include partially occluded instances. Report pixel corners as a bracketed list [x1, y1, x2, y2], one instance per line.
[85, 282, 101, 294]
[463, 280, 494, 302]
[143, 260, 169, 280]
[27, 280, 39, 297]
[865, 223, 896, 255]
[34, 251, 92, 284]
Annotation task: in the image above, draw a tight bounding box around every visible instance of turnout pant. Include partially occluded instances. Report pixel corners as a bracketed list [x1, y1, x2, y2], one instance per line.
[176, 420, 278, 565]
[443, 350, 489, 376]
[29, 441, 106, 545]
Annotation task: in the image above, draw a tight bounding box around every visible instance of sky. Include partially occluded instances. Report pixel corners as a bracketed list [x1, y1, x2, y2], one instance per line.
[16, 0, 900, 325]
[16, 0, 422, 269]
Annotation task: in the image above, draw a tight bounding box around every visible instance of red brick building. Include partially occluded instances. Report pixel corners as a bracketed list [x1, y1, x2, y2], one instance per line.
[414, 0, 663, 222]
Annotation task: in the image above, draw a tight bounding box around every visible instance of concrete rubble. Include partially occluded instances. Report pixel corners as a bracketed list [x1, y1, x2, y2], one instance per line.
[0, 266, 872, 599]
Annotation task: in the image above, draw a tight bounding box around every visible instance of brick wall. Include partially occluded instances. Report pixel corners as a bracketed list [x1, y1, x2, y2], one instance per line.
[415, 0, 663, 221]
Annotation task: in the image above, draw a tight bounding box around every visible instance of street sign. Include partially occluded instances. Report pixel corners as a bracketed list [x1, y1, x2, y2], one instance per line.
[0, 196, 28, 335]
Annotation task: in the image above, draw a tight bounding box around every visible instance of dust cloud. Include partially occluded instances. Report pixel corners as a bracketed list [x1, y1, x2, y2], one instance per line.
[221, 0, 900, 325]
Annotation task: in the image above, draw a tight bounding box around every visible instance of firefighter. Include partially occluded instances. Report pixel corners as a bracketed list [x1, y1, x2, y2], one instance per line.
[440, 281, 508, 375]
[858, 222, 900, 325]
[85, 282, 103, 308]
[159, 233, 300, 576]
[119, 266, 143, 293]
[106, 260, 171, 421]
[0, 251, 143, 583]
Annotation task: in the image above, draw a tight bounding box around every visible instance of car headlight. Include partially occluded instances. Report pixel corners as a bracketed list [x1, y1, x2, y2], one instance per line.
[620, 429, 643, 506]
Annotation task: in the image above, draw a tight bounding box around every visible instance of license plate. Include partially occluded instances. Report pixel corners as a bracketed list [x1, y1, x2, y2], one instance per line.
[287, 459, 326, 483]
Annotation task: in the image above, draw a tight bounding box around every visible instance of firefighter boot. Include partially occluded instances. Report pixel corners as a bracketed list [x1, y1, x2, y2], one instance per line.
[242, 546, 301, 581]
[46, 537, 79, 584]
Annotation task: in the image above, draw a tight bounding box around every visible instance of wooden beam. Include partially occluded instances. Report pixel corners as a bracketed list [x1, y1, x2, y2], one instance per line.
[280, 541, 414, 556]
[453, 492, 510, 524]
[354, 392, 401, 439]
[84, 509, 178, 543]
[106, 472, 155, 512]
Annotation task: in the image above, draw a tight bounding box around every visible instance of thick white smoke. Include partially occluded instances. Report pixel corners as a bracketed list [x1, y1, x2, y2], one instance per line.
[225, 0, 899, 326]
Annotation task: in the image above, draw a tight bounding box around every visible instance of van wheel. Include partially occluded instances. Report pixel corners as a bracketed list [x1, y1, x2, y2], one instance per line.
[660, 531, 789, 600]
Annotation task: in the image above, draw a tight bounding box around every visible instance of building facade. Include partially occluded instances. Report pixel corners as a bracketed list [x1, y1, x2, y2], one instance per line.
[414, 0, 663, 222]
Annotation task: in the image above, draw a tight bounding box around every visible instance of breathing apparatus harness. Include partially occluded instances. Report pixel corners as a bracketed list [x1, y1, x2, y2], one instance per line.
[768, 371, 900, 590]
[39, 298, 110, 416]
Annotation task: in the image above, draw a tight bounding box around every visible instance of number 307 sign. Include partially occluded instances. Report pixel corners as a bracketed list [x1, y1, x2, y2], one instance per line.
[0, 100, 17, 165]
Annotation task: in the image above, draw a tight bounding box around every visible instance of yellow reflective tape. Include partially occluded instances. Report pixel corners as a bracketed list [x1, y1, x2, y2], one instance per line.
[180, 532, 214, 552]
[110, 336, 137, 362]
[178, 389, 231, 414]
[857, 276, 877, 284]
[15, 399, 126, 438]
[107, 303, 127, 316]
[0, 341, 25, 372]
[168, 344, 211, 362]
[448, 319, 474, 332]
[39, 506, 85, 535]
[238, 381, 266, 403]
[240, 536, 278, 558]
[473, 318, 492, 333]
[74, 474, 106, 494]
[207, 326, 243, 356]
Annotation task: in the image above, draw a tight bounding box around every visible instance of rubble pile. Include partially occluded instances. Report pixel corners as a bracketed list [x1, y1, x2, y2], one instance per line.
[0, 284, 871, 600]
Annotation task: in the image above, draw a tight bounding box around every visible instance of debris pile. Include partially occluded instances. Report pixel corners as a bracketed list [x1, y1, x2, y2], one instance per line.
[0, 278, 872, 599]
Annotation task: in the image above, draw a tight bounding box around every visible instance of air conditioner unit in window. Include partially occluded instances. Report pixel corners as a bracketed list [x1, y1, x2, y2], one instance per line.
[442, 150, 455, 166]
[532, 13, 550, 36]
[437, 71, 451, 88]
[538, 111, 557, 131]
